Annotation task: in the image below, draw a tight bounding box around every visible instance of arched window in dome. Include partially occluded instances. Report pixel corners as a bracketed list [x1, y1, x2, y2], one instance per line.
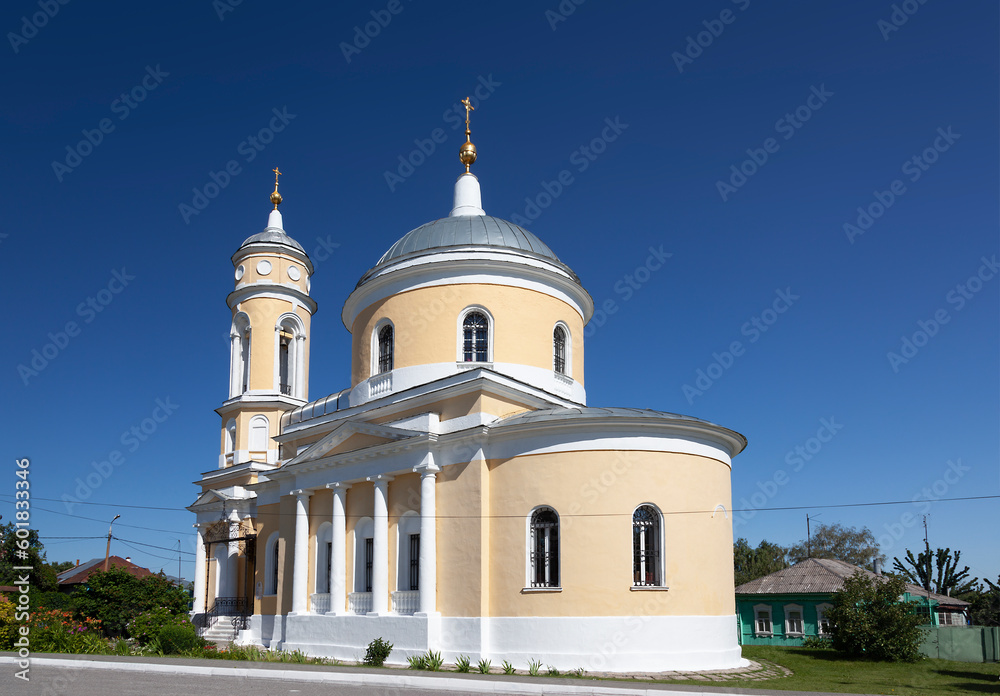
[528, 507, 560, 588]
[463, 312, 489, 363]
[377, 324, 394, 374]
[632, 504, 663, 587]
[553, 326, 567, 374]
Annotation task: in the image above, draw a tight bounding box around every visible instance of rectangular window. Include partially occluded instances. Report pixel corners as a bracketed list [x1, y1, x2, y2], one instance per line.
[755, 609, 772, 635]
[787, 610, 803, 635]
[409, 534, 420, 591]
[364, 538, 373, 593]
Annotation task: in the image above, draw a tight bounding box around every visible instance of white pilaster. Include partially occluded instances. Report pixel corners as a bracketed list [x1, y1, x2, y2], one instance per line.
[229, 335, 240, 398]
[369, 475, 393, 615]
[417, 460, 439, 615]
[225, 509, 240, 597]
[326, 483, 350, 615]
[290, 489, 312, 614]
[193, 525, 207, 614]
[295, 334, 306, 399]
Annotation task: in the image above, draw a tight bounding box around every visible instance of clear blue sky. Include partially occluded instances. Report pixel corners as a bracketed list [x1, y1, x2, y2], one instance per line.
[1, 1, 997, 585]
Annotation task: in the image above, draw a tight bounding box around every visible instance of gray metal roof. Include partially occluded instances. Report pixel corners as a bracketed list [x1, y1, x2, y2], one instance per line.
[735, 557, 969, 606]
[239, 227, 305, 253]
[493, 406, 715, 428]
[376, 215, 560, 266]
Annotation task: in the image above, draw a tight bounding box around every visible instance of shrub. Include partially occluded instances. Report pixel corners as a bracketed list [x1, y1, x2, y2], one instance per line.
[501, 660, 516, 675]
[128, 606, 192, 644]
[407, 654, 426, 670]
[424, 650, 444, 671]
[73, 568, 189, 637]
[27, 608, 104, 653]
[156, 624, 205, 655]
[454, 655, 471, 672]
[0, 596, 16, 650]
[363, 637, 393, 666]
[826, 571, 924, 662]
[477, 658, 491, 674]
[802, 635, 833, 649]
[528, 658, 542, 676]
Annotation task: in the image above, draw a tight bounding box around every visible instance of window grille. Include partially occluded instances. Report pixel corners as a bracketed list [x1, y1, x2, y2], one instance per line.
[530, 508, 559, 587]
[553, 326, 566, 374]
[364, 538, 373, 593]
[270, 539, 279, 594]
[377, 325, 393, 373]
[463, 312, 488, 362]
[632, 505, 661, 586]
[409, 534, 420, 591]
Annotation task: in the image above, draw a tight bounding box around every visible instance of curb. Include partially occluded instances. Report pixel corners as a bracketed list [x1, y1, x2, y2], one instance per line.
[0, 656, 734, 695]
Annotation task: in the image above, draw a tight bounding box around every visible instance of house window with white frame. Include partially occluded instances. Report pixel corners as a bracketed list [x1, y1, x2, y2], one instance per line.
[784, 604, 804, 636]
[462, 312, 489, 362]
[754, 604, 773, 636]
[529, 507, 559, 588]
[632, 505, 662, 586]
[816, 603, 832, 635]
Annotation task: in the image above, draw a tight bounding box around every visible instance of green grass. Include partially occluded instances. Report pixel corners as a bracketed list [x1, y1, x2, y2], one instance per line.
[655, 646, 999, 695]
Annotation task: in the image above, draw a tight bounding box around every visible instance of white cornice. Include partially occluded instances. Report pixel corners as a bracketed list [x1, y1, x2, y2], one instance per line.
[341, 255, 594, 330]
[216, 392, 306, 417]
[226, 285, 318, 314]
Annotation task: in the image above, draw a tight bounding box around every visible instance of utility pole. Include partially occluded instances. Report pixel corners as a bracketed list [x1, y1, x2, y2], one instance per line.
[807, 514, 811, 558]
[922, 514, 932, 624]
[178, 540, 182, 581]
[103, 514, 120, 572]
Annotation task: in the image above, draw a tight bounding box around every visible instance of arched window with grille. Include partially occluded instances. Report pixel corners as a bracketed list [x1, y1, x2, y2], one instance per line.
[633, 504, 662, 587]
[553, 326, 567, 374]
[264, 532, 280, 595]
[377, 324, 393, 373]
[529, 507, 560, 588]
[462, 311, 489, 362]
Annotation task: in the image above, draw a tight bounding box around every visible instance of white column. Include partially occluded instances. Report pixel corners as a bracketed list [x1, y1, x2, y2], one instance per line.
[193, 526, 207, 614]
[229, 335, 240, 398]
[326, 483, 350, 615]
[369, 476, 392, 615]
[225, 509, 240, 597]
[418, 461, 439, 615]
[290, 490, 312, 614]
[295, 335, 306, 399]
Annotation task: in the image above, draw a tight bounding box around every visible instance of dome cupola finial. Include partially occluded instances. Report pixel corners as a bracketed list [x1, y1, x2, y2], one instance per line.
[270, 166, 283, 209]
[459, 97, 477, 173]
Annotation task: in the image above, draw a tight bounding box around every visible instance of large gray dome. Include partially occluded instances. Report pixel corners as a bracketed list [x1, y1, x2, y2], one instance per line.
[376, 215, 559, 266]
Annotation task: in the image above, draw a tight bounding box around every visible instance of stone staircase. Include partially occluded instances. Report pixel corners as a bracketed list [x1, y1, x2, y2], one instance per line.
[200, 616, 241, 645]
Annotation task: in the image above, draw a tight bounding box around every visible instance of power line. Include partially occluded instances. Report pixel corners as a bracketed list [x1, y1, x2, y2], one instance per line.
[0, 495, 183, 512]
[116, 538, 190, 564]
[113, 535, 195, 556]
[0, 500, 191, 535]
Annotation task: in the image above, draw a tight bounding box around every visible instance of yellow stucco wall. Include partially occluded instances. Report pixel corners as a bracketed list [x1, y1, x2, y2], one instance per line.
[349, 283, 585, 387]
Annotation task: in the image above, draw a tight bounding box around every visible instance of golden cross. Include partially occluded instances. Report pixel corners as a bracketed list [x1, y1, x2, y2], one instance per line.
[272, 167, 282, 190]
[462, 97, 474, 132]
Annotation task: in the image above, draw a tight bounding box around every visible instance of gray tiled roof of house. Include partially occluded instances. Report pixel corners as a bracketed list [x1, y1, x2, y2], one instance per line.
[735, 557, 969, 606]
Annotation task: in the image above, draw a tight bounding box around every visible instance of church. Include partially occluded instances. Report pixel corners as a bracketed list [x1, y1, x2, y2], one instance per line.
[188, 102, 748, 672]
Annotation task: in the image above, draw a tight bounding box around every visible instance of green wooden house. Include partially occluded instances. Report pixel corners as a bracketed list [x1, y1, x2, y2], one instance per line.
[735, 558, 969, 646]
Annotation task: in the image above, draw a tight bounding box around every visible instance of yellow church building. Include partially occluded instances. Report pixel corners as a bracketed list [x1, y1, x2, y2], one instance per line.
[188, 106, 748, 671]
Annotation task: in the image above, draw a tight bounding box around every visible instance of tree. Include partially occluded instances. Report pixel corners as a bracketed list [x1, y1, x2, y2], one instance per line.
[0, 523, 58, 592]
[787, 522, 884, 569]
[733, 538, 788, 587]
[73, 567, 189, 637]
[967, 575, 1000, 627]
[826, 571, 924, 662]
[891, 547, 978, 597]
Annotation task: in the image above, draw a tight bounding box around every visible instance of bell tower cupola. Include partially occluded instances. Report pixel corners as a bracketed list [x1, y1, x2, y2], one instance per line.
[217, 170, 318, 468]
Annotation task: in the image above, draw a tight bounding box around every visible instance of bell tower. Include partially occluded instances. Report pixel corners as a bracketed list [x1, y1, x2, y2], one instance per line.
[217, 170, 317, 468]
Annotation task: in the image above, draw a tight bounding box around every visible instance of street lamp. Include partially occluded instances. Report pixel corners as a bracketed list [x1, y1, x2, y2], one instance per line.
[103, 514, 120, 572]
